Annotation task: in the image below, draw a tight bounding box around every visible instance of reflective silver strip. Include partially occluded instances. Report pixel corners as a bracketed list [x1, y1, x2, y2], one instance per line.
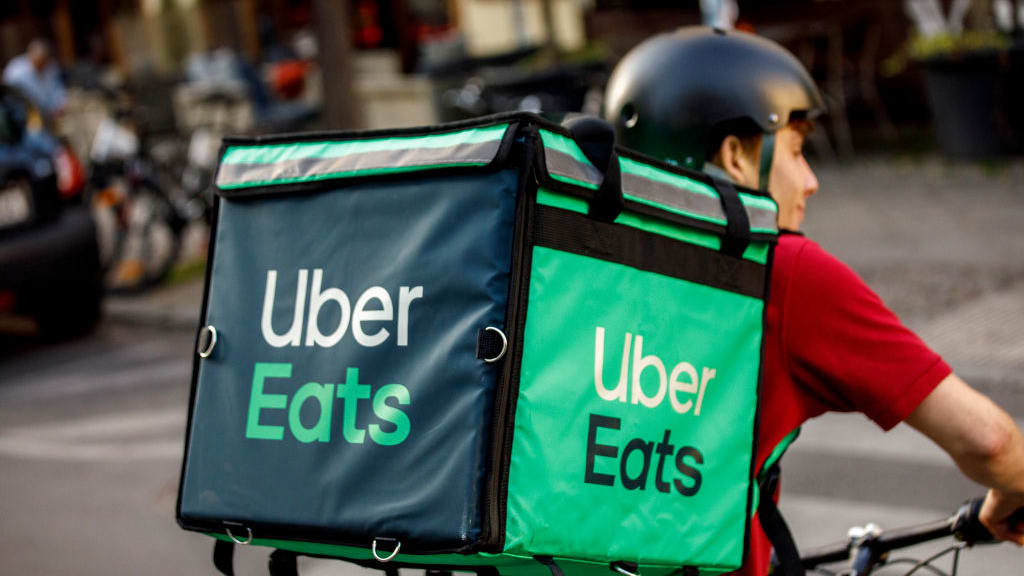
[622, 173, 778, 233]
[544, 148, 603, 189]
[741, 202, 778, 233]
[216, 139, 503, 189]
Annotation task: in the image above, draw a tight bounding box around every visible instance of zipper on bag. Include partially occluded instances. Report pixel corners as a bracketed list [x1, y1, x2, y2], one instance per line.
[482, 127, 538, 552]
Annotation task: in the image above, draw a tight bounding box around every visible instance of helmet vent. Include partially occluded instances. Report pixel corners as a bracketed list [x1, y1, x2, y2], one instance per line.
[620, 103, 639, 129]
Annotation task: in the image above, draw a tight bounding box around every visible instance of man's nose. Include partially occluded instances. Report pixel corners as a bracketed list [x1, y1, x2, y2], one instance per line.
[804, 163, 819, 197]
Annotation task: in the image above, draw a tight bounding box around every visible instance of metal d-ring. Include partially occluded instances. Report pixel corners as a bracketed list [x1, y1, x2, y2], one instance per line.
[611, 564, 639, 576]
[371, 538, 401, 562]
[483, 326, 507, 363]
[226, 526, 252, 545]
[198, 325, 218, 358]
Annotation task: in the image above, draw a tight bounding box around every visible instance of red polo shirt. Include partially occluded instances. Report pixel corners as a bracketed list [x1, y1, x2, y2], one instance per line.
[737, 233, 952, 575]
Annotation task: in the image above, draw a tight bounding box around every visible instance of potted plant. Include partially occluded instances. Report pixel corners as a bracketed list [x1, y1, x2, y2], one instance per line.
[886, 0, 1022, 158]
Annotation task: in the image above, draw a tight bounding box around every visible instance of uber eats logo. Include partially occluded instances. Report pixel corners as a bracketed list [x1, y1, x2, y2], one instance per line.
[584, 327, 716, 496]
[244, 269, 422, 445]
[246, 364, 410, 445]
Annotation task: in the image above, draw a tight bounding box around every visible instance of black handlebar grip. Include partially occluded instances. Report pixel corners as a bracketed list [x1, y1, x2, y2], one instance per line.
[954, 497, 993, 544]
[953, 496, 1024, 544]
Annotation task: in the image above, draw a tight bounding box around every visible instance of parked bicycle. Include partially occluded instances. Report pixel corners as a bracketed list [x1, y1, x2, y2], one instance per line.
[87, 84, 186, 293]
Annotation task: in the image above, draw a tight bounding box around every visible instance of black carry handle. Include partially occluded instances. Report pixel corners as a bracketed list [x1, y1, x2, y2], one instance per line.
[560, 115, 623, 223]
[953, 496, 1024, 545]
[759, 464, 805, 576]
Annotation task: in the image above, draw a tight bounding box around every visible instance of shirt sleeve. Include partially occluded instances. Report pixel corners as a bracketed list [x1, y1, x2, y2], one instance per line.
[43, 65, 67, 113]
[782, 240, 952, 430]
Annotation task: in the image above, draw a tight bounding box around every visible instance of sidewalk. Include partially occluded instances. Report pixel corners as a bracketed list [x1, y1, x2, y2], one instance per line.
[917, 283, 1024, 391]
[805, 157, 1024, 402]
[103, 278, 204, 330]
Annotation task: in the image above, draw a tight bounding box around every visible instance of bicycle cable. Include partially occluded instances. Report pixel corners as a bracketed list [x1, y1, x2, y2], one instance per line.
[877, 558, 948, 576]
[888, 542, 965, 576]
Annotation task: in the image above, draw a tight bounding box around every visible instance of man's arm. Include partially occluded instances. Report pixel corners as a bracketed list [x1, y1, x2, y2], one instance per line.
[905, 373, 1024, 544]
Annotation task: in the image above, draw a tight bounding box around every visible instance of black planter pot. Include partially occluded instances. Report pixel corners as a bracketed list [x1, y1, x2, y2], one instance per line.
[920, 47, 1020, 159]
[1007, 43, 1024, 154]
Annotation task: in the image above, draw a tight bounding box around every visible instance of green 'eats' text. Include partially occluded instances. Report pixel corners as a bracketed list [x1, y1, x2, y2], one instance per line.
[245, 362, 411, 445]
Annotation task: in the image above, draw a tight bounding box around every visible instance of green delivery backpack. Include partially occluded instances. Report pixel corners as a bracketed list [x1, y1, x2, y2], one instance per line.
[177, 112, 779, 576]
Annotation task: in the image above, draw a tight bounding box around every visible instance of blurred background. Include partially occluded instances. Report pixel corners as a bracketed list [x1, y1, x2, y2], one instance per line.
[1, 1, 1024, 575]
[2, 0, 1024, 297]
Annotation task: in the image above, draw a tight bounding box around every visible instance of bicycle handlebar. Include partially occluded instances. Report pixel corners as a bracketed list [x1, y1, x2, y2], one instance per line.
[797, 497, 1024, 570]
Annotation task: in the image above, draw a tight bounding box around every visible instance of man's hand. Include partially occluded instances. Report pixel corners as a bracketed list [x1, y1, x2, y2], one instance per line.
[980, 489, 1024, 545]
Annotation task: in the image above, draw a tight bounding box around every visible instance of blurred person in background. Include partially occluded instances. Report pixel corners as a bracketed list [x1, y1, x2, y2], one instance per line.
[3, 39, 67, 117]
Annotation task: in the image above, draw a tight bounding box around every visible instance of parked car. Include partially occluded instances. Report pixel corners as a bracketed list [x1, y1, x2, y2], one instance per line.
[0, 84, 101, 339]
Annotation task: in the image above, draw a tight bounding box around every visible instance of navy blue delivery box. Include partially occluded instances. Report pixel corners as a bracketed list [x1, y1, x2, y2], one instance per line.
[177, 113, 780, 576]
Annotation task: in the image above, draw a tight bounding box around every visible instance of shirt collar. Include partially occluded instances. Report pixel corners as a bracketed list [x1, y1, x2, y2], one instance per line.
[701, 162, 735, 184]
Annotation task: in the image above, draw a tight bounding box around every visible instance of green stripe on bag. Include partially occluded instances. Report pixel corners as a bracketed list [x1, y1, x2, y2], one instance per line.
[535, 188, 769, 264]
[216, 124, 510, 189]
[538, 129, 603, 190]
[222, 124, 509, 165]
[619, 157, 778, 235]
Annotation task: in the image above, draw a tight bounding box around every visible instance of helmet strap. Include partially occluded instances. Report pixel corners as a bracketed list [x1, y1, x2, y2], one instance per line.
[758, 132, 775, 193]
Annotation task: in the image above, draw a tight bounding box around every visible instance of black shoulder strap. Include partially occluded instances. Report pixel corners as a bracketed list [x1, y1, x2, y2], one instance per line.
[534, 555, 565, 576]
[213, 540, 235, 576]
[710, 178, 752, 259]
[759, 464, 805, 576]
[269, 549, 299, 576]
[213, 542, 302, 576]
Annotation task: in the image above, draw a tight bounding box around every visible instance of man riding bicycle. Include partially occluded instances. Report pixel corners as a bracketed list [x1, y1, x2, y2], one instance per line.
[603, 26, 1024, 575]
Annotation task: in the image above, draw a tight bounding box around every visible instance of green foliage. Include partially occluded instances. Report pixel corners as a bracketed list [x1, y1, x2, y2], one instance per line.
[882, 31, 1012, 77]
[908, 30, 1012, 59]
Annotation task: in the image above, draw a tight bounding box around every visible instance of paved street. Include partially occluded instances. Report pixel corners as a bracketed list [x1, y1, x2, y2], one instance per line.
[1, 157, 1023, 574]
[0, 322, 206, 575]
[0, 323, 371, 576]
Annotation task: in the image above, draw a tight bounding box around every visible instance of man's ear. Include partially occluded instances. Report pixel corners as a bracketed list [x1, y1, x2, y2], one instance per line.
[718, 135, 750, 185]
[713, 135, 759, 187]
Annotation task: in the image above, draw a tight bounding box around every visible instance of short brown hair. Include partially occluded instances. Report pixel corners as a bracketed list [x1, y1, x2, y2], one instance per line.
[705, 118, 762, 163]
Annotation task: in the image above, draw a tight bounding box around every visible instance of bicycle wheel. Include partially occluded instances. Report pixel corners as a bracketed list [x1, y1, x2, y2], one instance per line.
[103, 177, 183, 293]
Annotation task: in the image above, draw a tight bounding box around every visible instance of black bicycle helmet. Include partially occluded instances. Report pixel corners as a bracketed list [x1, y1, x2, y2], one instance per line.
[604, 26, 824, 188]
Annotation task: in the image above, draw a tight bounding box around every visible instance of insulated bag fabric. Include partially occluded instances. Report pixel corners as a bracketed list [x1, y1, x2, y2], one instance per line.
[179, 121, 520, 552]
[177, 113, 778, 576]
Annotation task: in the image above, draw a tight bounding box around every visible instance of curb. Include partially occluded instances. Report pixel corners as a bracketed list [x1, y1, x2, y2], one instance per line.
[103, 305, 200, 330]
[102, 278, 204, 331]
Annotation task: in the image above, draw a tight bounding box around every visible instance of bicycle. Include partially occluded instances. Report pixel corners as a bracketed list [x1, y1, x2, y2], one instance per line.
[781, 497, 1024, 575]
[86, 84, 187, 293]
